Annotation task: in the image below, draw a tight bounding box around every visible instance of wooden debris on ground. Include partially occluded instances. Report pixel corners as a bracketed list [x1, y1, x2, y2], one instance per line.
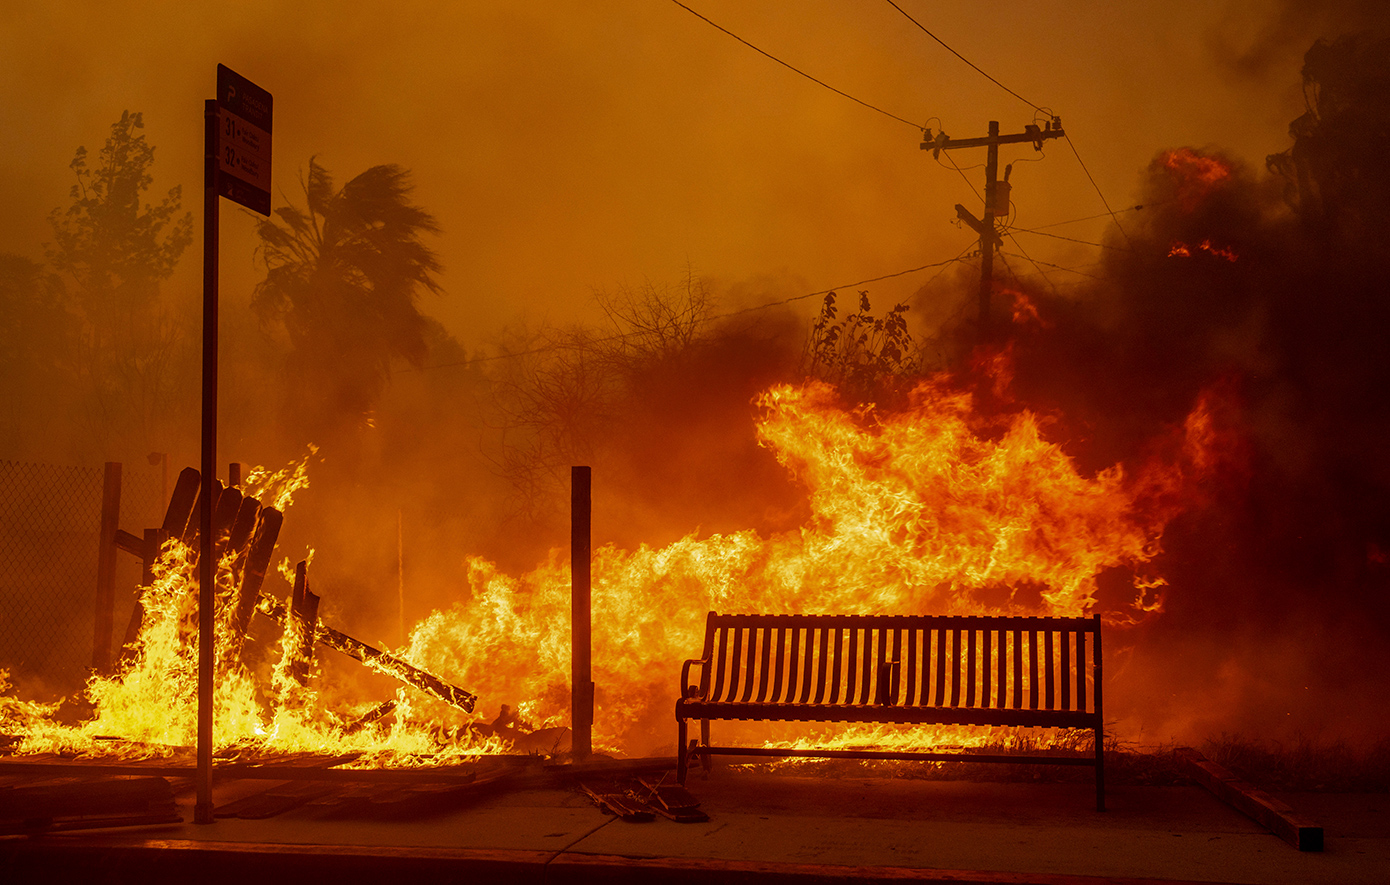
[579, 775, 709, 824]
[637, 776, 709, 822]
[0, 775, 181, 834]
[1176, 746, 1323, 851]
[579, 782, 655, 822]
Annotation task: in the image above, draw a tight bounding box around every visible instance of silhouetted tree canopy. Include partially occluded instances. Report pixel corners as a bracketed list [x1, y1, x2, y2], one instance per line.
[254, 158, 443, 442]
[1268, 31, 1390, 243]
[44, 110, 193, 451]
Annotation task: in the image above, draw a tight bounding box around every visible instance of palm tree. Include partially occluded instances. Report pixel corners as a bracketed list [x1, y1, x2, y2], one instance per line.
[254, 158, 442, 440]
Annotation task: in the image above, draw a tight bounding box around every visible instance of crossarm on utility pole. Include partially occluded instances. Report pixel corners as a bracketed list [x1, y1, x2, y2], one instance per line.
[255, 594, 477, 714]
[922, 119, 1067, 341]
[955, 204, 1001, 245]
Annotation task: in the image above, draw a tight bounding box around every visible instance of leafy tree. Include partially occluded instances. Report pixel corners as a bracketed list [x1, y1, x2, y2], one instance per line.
[253, 159, 443, 443]
[0, 254, 76, 453]
[803, 291, 917, 407]
[1267, 32, 1390, 241]
[45, 110, 193, 450]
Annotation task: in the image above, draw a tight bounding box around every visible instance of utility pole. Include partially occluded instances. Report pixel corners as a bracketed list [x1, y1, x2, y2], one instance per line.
[923, 118, 1064, 341]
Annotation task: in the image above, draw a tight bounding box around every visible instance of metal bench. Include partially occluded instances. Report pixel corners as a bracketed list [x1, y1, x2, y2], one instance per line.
[675, 612, 1106, 809]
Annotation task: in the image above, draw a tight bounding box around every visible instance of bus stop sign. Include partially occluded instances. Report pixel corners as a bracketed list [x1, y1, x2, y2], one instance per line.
[215, 64, 272, 215]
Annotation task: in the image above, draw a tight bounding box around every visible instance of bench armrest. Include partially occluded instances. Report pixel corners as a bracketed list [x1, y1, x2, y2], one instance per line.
[680, 656, 710, 699]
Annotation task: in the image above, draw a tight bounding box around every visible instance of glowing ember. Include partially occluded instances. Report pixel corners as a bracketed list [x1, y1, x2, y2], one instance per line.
[1168, 240, 1238, 262]
[1161, 148, 1233, 212]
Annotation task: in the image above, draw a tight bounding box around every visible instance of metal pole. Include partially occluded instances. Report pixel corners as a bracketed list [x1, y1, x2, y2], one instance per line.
[93, 461, 122, 674]
[571, 466, 592, 760]
[397, 509, 405, 648]
[978, 121, 999, 342]
[195, 97, 219, 826]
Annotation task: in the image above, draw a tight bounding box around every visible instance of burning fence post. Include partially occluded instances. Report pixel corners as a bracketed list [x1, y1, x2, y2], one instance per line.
[114, 528, 168, 674]
[572, 465, 592, 760]
[285, 561, 320, 687]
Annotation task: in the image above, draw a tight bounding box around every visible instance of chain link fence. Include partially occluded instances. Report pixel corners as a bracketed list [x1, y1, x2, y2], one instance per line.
[0, 460, 165, 697]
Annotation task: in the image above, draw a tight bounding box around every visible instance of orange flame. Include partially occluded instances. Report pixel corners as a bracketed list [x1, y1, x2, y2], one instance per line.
[1168, 240, 1238, 262]
[403, 362, 1215, 753]
[5, 366, 1224, 760]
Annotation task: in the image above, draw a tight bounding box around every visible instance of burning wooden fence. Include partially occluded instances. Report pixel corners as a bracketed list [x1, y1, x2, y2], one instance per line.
[107, 466, 476, 715]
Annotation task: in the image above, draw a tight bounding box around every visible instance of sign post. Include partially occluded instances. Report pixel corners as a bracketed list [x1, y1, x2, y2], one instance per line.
[197, 64, 271, 826]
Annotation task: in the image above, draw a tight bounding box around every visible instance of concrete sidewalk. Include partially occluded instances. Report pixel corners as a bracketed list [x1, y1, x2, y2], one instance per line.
[3, 771, 1385, 884]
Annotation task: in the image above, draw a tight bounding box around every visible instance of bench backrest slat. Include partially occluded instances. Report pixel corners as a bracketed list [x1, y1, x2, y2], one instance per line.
[1076, 627, 1087, 714]
[696, 614, 1099, 714]
[1060, 627, 1070, 710]
[756, 626, 773, 702]
[768, 626, 785, 702]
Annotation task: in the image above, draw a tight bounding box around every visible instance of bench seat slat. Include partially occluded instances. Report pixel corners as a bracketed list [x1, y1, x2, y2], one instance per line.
[675, 699, 1098, 729]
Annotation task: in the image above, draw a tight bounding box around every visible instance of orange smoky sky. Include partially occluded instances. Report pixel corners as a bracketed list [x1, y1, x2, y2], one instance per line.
[0, 0, 1376, 347]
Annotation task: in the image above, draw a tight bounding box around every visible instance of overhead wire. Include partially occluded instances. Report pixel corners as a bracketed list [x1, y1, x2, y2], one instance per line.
[1001, 233, 1057, 293]
[1000, 252, 1102, 281]
[1028, 205, 1147, 230]
[668, 0, 923, 131]
[1010, 227, 1132, 251]
[881, 0, 1045, 113]
[878, 3, 1141, 252]
[1063, 134, 1135, 247]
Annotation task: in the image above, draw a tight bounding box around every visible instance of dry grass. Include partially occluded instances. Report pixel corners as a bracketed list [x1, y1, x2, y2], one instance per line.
[1198, 733, 1390, 793]
[721, 731, 1390, 792]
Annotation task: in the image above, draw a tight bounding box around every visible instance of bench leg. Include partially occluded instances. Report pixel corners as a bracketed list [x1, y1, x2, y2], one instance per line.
[700, 719, 712, 773]
[677, 718, 688, 784]
[1095, 725, 1106, 812]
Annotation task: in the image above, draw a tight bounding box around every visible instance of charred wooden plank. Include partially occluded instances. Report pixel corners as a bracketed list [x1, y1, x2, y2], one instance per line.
[161, 467, 201, 541]
[344, 700, 397, 735]
[230, 507, 283, 666]
[113, 529, 143, 556]
[1176, 747, 1323, 851]
[180, 478, 221, 547]
[211, 485, 244, 560]
[225, 496, 261, 564]
[255, 594, 477, 714]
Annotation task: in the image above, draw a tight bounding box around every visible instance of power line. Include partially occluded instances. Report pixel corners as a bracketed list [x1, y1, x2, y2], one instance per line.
[1010, 227, 1132, 251]
[669, 0, 922, 130]
[1000, 234, 1056, 293]
[403, 253, 974, 373]
[1000, 251, 1102, 280]
[1028, 205, 1147, 231]
[879, 0, 1140, 255]
[882, 0, 1045, 113]
[939, 151, 983, 203]
[1064, 133, 1134, 247]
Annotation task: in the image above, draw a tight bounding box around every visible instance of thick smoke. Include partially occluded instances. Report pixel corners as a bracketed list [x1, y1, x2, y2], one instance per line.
[1002, 32, 1390, 743]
